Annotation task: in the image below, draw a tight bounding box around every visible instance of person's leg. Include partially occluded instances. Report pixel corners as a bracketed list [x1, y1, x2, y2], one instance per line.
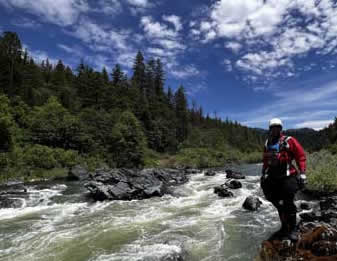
[281, 175, 299, 241]
[262, 178, 287, 236]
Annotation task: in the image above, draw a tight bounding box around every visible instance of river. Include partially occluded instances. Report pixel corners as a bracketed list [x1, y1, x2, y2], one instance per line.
[0, 164, 281, 261]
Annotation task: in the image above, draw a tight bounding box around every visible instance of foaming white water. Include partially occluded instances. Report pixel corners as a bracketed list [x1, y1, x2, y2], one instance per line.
[0, 166, 281, 261]
[0, 184, 68, 221]
[92, 243, 183, 261]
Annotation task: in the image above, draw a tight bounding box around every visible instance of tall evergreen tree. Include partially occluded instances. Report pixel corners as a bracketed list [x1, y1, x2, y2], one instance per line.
[174, 86, 189, 143]
[132, 51, 146, 93]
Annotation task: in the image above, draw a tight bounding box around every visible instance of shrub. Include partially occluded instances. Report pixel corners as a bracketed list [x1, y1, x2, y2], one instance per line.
[306, 150, 337, 192]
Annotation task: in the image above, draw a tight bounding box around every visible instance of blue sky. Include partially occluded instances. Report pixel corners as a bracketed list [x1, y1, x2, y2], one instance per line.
[1, 0, 337, 130]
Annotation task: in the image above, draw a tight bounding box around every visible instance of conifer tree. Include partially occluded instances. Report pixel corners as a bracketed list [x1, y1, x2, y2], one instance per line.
[132, 51, 146, 93]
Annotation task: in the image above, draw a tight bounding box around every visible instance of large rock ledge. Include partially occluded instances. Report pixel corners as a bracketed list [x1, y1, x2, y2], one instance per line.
[85, 168, 194, 201]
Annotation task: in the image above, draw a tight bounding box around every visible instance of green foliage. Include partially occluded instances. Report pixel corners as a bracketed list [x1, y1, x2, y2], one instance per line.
[27, 96, 82, 150]
[109, 111, 147, 168]
[175, 148, 240, 168]
[306, 150, 337, 192]
[0, 94, 14, 154]
[22, 145, 79, 169]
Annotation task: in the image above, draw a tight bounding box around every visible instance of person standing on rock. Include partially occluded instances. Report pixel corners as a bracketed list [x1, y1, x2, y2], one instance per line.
[261, 118, 307, 241]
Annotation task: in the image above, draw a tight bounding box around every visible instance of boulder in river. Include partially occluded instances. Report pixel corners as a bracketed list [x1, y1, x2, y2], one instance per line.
[214, 185, 234, 198]
[0, 196, 24, 208]
[0, 182, 28, 209]
[242, 196, 262, 211]
[68, 165, 90, 181]
[85, 168, 188, 201]
[225, 180, 242, 189]
[225, 169, 245, 179]
[205, 170, 216, 176]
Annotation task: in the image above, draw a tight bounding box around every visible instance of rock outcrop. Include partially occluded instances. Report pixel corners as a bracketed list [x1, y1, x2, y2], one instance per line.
[225, 179, 242, 189]
[85, 168, 189, 201]
[214, 185, 234, 198]
[243, 196, 262, 211]
[68, 165, 90, 181]
[0, 182, 28, 208]
[258, 194, 337, 260]
[205, 170, 216, 176]
[226, 169, 245, 179]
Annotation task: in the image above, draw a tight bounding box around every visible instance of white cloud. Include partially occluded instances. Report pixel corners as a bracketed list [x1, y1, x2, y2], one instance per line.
[1, 0, 89, 26]
[223, 59, 232, 72]
[197, 0, 337, 83]
[140, 15, 191, 79]
[127, 0, 149, 8]
[170, 65, 200, 79]
[163, 15, 182, 31]
[58, 44, 84, 58]
[141, 16, 178, 39]
[295, 120, 334, 130]
[70, 18, 137, 68]
[96, 0, 122, 15]
[225, 42, 242, 53]
[11, 17, 41, 28]
[232, 80, 337, 128]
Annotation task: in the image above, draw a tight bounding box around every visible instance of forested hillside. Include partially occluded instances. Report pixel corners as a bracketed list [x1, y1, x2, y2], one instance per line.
[0, 31, 267, 180]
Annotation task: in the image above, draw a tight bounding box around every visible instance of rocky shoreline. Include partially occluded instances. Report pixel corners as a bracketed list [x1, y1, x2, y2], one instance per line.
[259, 192, 337, 260]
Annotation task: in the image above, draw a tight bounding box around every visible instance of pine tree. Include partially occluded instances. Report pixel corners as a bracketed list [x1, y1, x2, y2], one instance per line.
[0, 32, 22, 96]
[154, 58, 165, 98]
[174, 86, 189, 143]
[111, 64, 124, 86]
[132, 51, 146, 93]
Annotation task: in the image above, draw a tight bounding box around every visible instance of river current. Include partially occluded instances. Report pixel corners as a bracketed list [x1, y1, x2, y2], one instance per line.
[0, 164, 281, 261]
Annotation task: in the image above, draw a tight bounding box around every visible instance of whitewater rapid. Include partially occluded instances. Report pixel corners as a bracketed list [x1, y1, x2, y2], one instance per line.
[0, 164, 280, 261]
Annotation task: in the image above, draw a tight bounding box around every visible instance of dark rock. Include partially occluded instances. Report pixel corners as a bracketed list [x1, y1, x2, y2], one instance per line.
[225, 169, 245, 179]
[205, 170, 216, 176]
[68, 165, 90, 181]
[300, 212, 320, 222]
[85, 168, 188, 201]
[300, 202, 312, 210]
[184, 168, 200, 174]
[225, 180, 242, 189]
[0, 196, 24, 208]
[214, 185, 234, 198]
[242, 196, 262, 211]
[0, 182, 27, 195]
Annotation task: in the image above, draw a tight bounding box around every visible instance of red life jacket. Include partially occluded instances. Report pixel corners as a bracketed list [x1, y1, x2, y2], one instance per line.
[262, 134, 306, 178]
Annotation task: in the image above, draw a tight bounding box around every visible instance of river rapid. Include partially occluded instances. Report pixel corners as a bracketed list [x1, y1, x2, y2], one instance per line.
[0, 164, 281, 261]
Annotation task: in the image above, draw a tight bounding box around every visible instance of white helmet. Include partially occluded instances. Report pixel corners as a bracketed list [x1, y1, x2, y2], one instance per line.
[269, 118, 283, 129]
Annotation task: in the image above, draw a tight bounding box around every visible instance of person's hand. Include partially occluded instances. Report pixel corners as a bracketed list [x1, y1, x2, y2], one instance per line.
[297, 173, 307, 190]
[260, 172, 268, 184]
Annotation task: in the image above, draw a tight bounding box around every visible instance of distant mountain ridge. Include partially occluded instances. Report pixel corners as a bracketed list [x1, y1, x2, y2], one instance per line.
[251, 127, 328, 152]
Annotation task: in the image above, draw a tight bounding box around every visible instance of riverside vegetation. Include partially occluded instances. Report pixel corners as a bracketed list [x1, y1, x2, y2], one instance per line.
[0, 31, 337, 194]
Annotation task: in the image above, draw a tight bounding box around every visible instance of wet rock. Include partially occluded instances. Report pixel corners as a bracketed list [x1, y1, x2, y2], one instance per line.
[242, 196, 262, 211]
[0, 182, 28, 209]
[225, 169, 245, 179]
[205, 170, 216, 176]
[184, 168, 200, 175]
[0, 182, 27, 195]
[214, 185, 234, 198]
[68, 165, 90, 181]
[85, 168, 188, 201]
[259, 196, 337, 260]
[300, 202, 312, 210]
[0, 196, 24, 208]
[225, 180, 242, 189]
[300, 211, 320, 222]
